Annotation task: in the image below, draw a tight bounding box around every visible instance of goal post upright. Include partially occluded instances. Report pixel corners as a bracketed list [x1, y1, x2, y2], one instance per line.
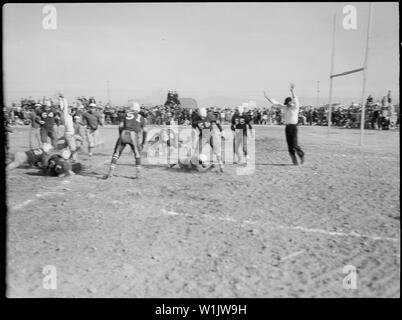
[327, 13, 337, 136]
[359, 2, 373, 146]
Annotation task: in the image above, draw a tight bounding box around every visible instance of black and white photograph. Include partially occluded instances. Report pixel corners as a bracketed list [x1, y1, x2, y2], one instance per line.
[2, 2, 400, 302]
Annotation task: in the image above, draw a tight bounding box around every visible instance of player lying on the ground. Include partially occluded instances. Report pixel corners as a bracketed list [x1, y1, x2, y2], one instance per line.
[6, 143, 54, 171]
[171, 143, 213, 172]
[6, 143, 79, 177]
[43, 150, 83, 177]
[146, 128, 179, 166]
[177, 153, 212, 171]
[104, 101, 148, 179]
[191, 107, 224, 172]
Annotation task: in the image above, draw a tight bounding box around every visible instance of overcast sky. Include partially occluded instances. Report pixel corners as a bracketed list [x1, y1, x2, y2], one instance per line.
[2, 2, 399, 106]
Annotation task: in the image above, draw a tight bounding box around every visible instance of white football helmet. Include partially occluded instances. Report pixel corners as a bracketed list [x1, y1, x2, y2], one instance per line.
[61, 148, 71, 160]
[128, 101, 140, 112]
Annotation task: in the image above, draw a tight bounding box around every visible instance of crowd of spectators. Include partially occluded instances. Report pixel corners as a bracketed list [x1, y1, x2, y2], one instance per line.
[4, 92, 399, 130]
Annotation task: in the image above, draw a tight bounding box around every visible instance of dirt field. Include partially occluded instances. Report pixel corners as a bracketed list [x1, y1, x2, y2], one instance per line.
[6, 125, 400, 298]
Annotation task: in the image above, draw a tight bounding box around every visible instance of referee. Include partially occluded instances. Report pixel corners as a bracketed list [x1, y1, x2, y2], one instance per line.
[264, 83, 305, 165]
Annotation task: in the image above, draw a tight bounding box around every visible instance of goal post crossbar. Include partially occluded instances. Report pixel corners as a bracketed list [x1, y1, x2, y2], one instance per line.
[330, 67, 364, 79]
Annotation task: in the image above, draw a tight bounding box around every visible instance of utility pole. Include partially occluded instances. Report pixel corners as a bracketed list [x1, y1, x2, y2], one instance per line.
[317, 81, 320, 108]
[107, 80, 111, 106]
[327, 13, 336, 136]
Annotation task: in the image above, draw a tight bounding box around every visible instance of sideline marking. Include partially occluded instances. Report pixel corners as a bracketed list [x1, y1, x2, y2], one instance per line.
[160, 209, 399, 243]
[277, 225, 399, 242]
[11, 200, 34, 210]
[10, 191, 65, 211]
[281, 250, 305, 261]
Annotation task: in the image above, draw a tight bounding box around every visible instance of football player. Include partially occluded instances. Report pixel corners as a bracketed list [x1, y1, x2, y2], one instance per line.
[176, 147, 212, 172]
[42, 150, 81, 177]
[191, 107, 224, 172]
[36, 100, 60, 148]
[231, 104, 253, 164]
[58, 94, 79, 161]
[6, 143, 53, 171]
[104, 101, 147, 179]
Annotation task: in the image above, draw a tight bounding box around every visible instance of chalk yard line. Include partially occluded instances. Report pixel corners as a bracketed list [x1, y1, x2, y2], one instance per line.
[281, 250, 306, 261]
[10, 191, 65, 211]
[160, 209, 399, 243]
[9, 174, 75, 211]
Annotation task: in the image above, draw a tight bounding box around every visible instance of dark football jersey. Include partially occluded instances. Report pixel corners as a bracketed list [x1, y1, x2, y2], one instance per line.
[45, 154, 71, 176]
[231, 114, 252, 132]
[25, 148, 45, 167]
[38, 108, 58, 129]
[192, 114, 223, 149]
[122, 112, 146, 133]
[192, 113, 222, 132]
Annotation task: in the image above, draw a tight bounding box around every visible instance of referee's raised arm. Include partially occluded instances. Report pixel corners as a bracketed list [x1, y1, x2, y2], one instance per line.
[263, 91, 285, 108]
[289, 84, 300, 109]
[263, 91, 275, 105]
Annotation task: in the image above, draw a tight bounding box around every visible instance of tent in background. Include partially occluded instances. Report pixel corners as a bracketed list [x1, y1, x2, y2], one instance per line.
[179, 98, 198, 109]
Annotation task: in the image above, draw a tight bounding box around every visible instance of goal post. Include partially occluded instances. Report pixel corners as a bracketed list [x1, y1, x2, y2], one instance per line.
[327, 3, 374, 146]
